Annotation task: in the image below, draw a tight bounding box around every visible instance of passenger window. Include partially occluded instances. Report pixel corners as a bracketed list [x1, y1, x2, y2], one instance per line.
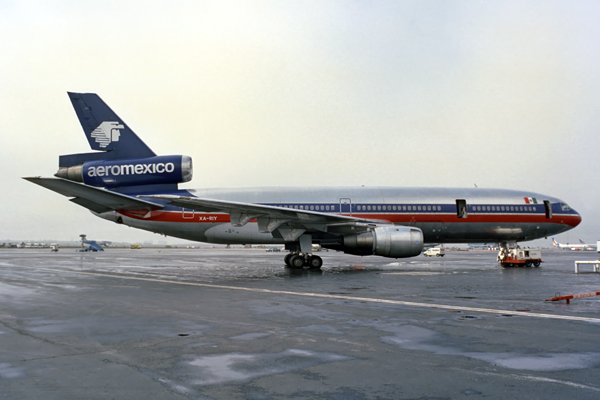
[325, 205, 329, 211]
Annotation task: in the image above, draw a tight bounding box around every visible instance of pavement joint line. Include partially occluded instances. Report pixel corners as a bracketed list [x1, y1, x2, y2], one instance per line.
[12, 265, 600, 324]
[449, 367, 600, 392]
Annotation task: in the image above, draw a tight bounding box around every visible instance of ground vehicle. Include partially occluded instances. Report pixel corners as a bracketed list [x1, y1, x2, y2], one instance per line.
[424, 247, 444, 257]
[498, 247, 542, 267]
[130, 244, 142, 249]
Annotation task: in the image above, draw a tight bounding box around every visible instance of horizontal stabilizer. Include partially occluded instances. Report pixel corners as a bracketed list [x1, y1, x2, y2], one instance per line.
[23, 177, 164, 213]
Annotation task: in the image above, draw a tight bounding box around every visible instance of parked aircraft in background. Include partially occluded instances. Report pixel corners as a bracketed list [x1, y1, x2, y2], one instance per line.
[552, 238, 596, 251]
[26, 93, 582, 269]
[80, 240, 104, 252]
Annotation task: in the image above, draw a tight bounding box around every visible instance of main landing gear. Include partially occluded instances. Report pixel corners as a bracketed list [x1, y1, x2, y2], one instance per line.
[284, 253, 323, 270]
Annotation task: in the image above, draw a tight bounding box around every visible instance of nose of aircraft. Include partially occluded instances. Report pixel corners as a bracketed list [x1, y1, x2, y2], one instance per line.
[574, 210, 582, 227]
[569, 208, 582, 228]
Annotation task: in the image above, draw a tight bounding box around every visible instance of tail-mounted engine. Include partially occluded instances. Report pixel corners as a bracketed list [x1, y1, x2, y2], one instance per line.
[326, 225, 424, 258]
[55, 155, 193, 188]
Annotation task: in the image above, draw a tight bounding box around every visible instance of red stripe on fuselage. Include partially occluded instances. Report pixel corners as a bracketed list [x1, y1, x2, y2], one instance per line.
[119, 210, 581, 227]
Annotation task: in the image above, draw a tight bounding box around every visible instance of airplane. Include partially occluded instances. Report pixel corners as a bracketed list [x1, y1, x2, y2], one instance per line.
[551, 238, 596, 251]
[78, 234, 105, 252]
[80, 240, 104, 252]
[25, 92, 582, 269]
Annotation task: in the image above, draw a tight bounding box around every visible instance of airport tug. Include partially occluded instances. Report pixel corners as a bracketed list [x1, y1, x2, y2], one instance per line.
[497, 245, 542, 268]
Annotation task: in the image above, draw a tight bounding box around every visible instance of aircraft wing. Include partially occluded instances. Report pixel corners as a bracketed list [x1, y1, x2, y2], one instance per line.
[24, 177, 165, 214]
[142, 194, 388, 236]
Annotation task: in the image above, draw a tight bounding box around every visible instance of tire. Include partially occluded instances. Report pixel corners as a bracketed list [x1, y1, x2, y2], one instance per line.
[284, 253, 293, 266]
[290, 255, 305, 269]
[533, 260, 541, 267]
[307, 256, 323, 269]
[525, 260, 533, 268]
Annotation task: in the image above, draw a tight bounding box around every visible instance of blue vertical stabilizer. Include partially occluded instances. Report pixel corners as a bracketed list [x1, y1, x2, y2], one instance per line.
[67, 92, 156, 160]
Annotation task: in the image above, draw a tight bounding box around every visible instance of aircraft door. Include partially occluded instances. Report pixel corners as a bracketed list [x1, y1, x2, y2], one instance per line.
[456, 199, 468, 219]
[182, 207, 195, 219]
[544, 200, 552, 219]
[340, 198, 352, 215]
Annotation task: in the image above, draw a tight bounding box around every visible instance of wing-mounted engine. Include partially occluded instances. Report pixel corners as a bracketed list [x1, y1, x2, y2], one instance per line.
[55, 155, 193, 188]
[324, 225, 424, 258]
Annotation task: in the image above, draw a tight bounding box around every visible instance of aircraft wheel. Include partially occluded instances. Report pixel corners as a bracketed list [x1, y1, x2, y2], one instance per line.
[284, 253, 293, 266]
[307, 255, 323, 269]
[289, 255, 305, 269]
[533, 260, 541, 267]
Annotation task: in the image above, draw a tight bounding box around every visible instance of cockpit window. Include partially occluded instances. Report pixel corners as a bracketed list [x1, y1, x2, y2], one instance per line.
[560, 203, 571, 211]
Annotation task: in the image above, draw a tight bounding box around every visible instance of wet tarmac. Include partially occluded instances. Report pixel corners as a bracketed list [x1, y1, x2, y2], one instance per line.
[1, 248, 599, 399]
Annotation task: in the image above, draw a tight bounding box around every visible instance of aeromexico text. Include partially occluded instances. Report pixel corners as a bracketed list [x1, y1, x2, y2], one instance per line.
[82, 155, 193, 188]
[87, 162, 175, 177]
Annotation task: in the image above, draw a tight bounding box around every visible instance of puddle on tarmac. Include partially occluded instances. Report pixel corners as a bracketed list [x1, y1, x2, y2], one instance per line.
[187, 349, 351, 385]
[376, 324, 600, 372]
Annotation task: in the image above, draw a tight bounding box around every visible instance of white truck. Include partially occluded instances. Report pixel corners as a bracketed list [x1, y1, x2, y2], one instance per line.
[424, 247, 445, 257]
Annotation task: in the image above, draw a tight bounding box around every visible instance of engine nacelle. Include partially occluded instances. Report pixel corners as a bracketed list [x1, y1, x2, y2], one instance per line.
[56, 155, 193, 188]
[340, 226, 424, 258]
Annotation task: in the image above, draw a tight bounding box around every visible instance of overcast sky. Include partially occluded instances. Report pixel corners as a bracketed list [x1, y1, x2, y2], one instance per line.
[1, 1, 599, 245]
